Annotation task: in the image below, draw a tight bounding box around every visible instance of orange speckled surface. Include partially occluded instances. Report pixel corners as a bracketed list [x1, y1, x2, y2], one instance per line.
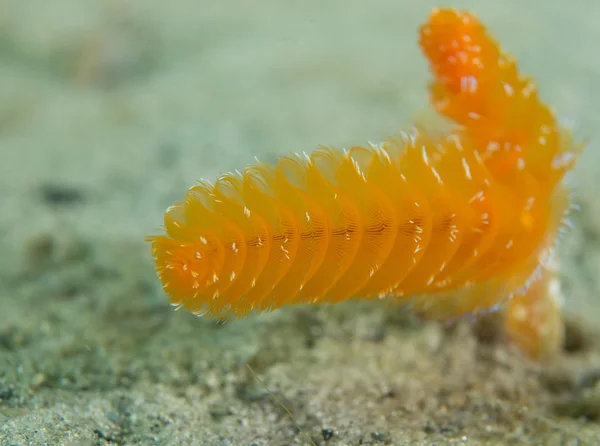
[0, 1, 599, 444]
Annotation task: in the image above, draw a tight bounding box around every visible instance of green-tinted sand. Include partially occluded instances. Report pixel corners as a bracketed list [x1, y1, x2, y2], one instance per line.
[1, 1, 599, 444]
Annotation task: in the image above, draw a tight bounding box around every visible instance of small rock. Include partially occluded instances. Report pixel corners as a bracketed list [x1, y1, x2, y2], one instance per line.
[210, 403, 233, 420]
[322, 428, 334, 441]
[371, 432, 389, 442]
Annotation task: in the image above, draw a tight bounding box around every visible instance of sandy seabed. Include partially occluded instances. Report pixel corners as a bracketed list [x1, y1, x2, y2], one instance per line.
[1, 1, 600, 445]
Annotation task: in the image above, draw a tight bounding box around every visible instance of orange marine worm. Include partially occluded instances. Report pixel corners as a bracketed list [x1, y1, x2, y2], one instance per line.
[147, 9, 584, 359]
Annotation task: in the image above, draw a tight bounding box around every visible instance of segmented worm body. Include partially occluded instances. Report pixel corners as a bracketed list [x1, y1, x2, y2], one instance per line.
[148, 9, 583, 358]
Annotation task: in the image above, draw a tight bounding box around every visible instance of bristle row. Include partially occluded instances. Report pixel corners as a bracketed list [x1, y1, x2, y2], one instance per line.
[149, 128, 562, 320]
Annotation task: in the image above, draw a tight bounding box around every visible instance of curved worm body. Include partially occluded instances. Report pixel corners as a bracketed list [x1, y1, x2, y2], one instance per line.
[148, 9, 583, 358]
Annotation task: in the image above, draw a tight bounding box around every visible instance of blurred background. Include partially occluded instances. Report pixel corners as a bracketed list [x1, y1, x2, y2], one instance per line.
[1, 0, 599, 444]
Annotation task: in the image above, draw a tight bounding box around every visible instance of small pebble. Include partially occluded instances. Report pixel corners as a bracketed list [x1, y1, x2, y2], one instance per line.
[322, 428, 334, 441]
[371, 432, 387, 442]
[209, 404, 233, 420]
[39, 183, 85, 207]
